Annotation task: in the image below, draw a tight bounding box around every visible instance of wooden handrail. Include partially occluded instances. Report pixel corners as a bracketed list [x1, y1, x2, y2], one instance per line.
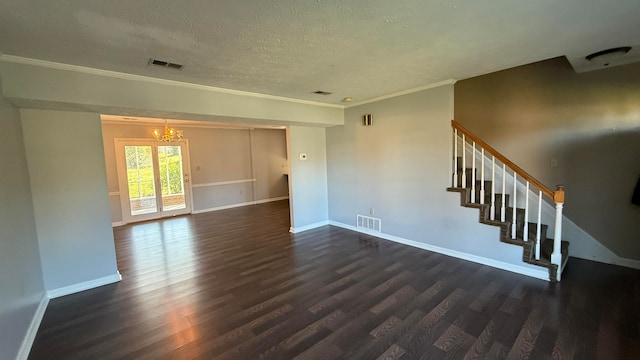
[452, 120, 558, 201]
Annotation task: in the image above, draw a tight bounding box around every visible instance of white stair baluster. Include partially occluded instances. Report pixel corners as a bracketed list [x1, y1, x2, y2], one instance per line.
[501, 164, 506, 222]
[490, 156, 495, 221]
[471, 142, 476, 203]
[552, 186, 565, 281]
[512, 173, 517, 240]
[453, 128, 458, 187]
[536, 190, 542, 260]
[480, 148, 485, 204]
[523, 181, 529, 242]
[462, 135, 466, 188]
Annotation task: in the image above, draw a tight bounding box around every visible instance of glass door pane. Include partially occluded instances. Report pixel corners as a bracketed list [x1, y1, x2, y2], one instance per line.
[158, 145, 186, 211]
[124, 145, 158, 216]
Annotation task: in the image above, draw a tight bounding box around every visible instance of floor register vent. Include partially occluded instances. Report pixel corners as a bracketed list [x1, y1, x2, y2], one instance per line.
[357, 214, 382, 233]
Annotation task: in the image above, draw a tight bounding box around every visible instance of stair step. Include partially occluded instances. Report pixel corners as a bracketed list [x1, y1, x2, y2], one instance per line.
[447, 161, 570, 282]
[454, 168, 476, 187]
[470, 186, 507, 204]
[451, 188, 545, 240]
[504, 206, 525, 227]
[516, 222, 548, 241]
[541, 238, 570, 259]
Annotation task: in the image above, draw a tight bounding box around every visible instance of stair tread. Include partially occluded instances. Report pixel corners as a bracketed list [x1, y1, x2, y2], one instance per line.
[449, 161, 569, 281]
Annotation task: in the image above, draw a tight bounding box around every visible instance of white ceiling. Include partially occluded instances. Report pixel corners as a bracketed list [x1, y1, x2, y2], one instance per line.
[1, 0, 640, 105]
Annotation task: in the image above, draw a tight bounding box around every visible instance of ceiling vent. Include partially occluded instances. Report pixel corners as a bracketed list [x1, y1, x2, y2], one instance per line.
[313, 90, 332, 95]
[149, 58, 184, 70]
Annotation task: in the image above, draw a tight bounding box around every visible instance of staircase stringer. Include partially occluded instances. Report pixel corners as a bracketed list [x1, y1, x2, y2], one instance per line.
[447, 182, 560, 281]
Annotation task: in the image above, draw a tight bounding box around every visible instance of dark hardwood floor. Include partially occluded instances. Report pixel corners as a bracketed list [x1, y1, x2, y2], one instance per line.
[28, 200, 640, 359]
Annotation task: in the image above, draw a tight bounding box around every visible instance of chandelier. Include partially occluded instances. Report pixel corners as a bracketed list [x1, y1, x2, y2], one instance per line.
[152, 120, 184, 142]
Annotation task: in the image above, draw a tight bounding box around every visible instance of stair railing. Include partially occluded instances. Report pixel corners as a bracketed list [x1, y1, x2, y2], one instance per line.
[451, 120, 565, 280]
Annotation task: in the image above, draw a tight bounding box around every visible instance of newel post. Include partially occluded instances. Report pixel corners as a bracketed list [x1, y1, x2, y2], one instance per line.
[551, 185, 565, 281]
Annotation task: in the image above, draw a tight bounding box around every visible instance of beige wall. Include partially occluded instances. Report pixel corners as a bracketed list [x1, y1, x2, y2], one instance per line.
[253, 128, 289, 200]
[455, 57, 640, 260]
[101, 122, 288, 222]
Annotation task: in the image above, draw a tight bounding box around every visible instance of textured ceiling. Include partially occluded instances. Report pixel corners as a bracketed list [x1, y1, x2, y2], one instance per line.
[1, 0, 640, 104]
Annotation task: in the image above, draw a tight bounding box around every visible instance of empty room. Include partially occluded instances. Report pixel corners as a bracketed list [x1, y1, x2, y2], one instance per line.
[1, 1, 640, 359]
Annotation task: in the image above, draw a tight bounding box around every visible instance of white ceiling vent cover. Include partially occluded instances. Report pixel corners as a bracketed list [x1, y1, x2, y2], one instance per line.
[357, 214, 381, 233]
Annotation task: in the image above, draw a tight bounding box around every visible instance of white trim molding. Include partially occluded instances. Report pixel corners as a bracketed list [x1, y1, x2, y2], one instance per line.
[289, 220, 330, 234]
[540, 203, 640, 270]
[328, 221, 550, 281]
[16, 294, 49, 360]
[0, 55, 343, 109]
[46, 272, 122, 299]
[192, 179, 256, 188]
[192, 196, 289, 214]
[345, 79, 457, 108]
[254, 196, 289, 205]
[613, 257, 640, 270]
[193, 201, 256, 214]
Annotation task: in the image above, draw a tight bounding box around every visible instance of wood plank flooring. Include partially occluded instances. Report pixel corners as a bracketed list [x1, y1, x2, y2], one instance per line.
[28, 200, 640, 359]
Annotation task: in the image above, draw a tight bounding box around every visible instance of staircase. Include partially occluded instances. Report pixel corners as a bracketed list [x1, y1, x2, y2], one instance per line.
[447, 120, 569, 282]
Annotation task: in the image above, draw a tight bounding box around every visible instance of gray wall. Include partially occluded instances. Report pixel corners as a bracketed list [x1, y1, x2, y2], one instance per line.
[0, 80, 45, 360]
[101, 123, 288, 222]
[455, 57, 640, 260]
[326, 85, 534, 267]
[288, 126, 328, 230]
[253, 128, 289, 200]
[21, 110, 119, 290]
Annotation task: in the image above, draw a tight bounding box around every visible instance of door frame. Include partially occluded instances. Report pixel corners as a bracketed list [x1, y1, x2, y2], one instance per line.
[114, 138, 193, 224]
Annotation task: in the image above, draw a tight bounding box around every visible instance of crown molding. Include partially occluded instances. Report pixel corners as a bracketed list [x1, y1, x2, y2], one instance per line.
[100, 116, 285, 130]
[344, 79, 457, 108]
[0, 55, 457, 112]
[0, 55, 344, 109]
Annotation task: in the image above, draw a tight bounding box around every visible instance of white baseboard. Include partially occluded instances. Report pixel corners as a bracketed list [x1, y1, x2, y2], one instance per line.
[289, 220, 330, 234]
[561, 216, 640, 270]
[112, 221, 125, 227]
[254, 196, 289, 205]
[328, 221, 550, 282]
[192, 201, 254, 214]
[610, 256, 640, 270]
[192, 196, 289, 215]
[46, 272, 122, 299]
[16, 294, 49, 360]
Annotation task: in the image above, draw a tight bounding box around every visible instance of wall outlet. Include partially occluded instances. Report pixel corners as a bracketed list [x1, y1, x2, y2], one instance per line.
[370, 208, 375, 216]
[299, 153, 307, 160]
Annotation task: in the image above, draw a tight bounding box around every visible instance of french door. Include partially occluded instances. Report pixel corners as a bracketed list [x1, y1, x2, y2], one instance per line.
[115, 139, 192, 223]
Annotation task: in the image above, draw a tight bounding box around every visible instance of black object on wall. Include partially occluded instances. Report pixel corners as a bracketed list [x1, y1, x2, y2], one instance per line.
[633, 175, 640, 206]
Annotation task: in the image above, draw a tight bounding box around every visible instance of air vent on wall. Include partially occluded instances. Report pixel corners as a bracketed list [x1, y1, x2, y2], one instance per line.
[149, 58, 184, 70]
[357, 214, 382, 233]
[362, 114, 373, 126]
[313, 90, 333, 95]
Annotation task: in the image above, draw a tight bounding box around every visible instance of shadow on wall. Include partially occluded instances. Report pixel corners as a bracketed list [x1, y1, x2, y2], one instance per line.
[454, 57, 640, 262]
[562, 127, 640, 259]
